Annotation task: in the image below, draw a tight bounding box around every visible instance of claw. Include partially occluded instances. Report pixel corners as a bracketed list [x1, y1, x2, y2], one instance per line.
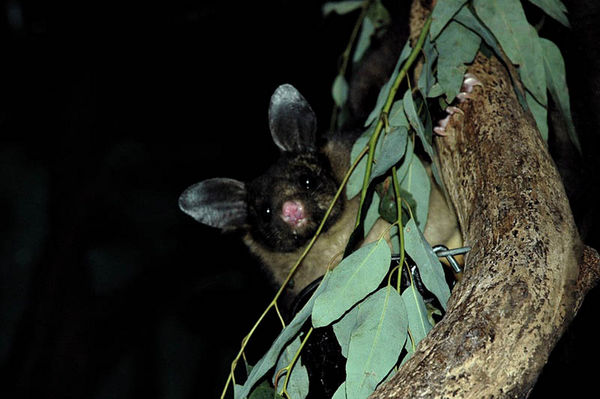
[434, 115, 451, 136]
[433, 126, 447, 136]
[461, 73, 483, 94]
[446, 106, 464, 116]
[456, 92, 470, 103]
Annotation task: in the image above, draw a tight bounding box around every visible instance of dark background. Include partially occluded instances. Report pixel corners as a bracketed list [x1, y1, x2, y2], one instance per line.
[0, 1, 599, 398]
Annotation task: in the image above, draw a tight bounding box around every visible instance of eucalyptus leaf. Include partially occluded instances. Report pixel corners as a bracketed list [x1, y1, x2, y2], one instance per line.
[366, 0, 391, 29]
[333, 74, 350, 107]
[473, 0, 547, 105]
[388, 100, 409, 129]
[539, 38, 581, 152]
[332, 382, 347, 399]
[527, 0, 570, 27]
[312, 239, 391, 328]
[402, 90, 432, 157]
[417, 33, 438, 96]
[400, 337, 415, 366]
[398, 156, 430, 231]
[416, 90, 435, 151]
[430, 0, 468, 40]
[378, 178, 400, 224]
[238, 274, 331, 398]
[527, 26, 547, 107]
[453, 6, 502, 58]
[346, 133, 371, 199]
[247, 381, 284, 399]
[525, 91, 548, 141]
[354, 0, 392, 62]
[234, 384, 243, 399]
[345, 287, 407, 399]
[403, 219, 450, 309]
[394, 135, 414, 184]
[273, 336, 309, 399]
[371, 127, 408, 179]
[353, 17, 375, 63]
[435, 21, 481, 102]
[346, 126, 407, 199]
[332, 301, 359, 358]
[428, 83, 444, 98]
[389, 224, 400, 254]
[364, 41, 412, 127]
[363, 191, 381, 238]
[322, 1, 363, 16]
[401, 282, 432, 346]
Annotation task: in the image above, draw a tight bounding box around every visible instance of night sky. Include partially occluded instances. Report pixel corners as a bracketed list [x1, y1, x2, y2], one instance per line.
[1, 1, 599, 398]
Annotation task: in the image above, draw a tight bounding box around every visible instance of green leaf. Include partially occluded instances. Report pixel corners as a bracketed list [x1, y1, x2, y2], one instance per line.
[377, 178, 404, 225]
[364, 41, 412, 127]
[400, 337, 415, 366]
[402, 90, 432, 157]
[238, 274, 331, 398]
[246, 382, 283, 399]
[371, 127, 408, 180]
[322, 1, 363, 16]
[403, 219, 450, 309]
[345, 287, 407, 399]
[332, 74, 349, 107]
[394, 134, 415, 183]
[401, 282, 432, 345]
[312, 239, 391, 327]
[388, 101, 409, 129]
[366, 0, 391, 29]
[525, 91, 548, 141]
[428, 83, 444, 98]
[353, 17, 375, 63]
[527, 26, 547, 106]
[331, 382, 347, 399]
[332, 301, 359, 358]
[473, 0, 547, 105]
[453, 6, 502, 57]
[398, 156, 430, 231]
[417, 33, 438, 97]
[243, 379, 286, 399]
[353, 0, 391, 63]
[346, 133, 371, 199]
[273, 336, 309, 399]
[435, 21, 481, 102]
[527, 0, 570, 27]
[539, 38, 581, 152]
[363, 191, 381, 238]
[430, 0, 468, 40]
[346, 126, 407, 199]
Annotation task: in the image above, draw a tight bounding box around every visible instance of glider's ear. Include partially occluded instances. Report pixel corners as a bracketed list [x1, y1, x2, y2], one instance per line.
[268, 84, 317, 153]
[178, 178, 248, 231]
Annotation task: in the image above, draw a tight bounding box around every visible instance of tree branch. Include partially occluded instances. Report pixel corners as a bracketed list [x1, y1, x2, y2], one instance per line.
[370, 3, 600, 397]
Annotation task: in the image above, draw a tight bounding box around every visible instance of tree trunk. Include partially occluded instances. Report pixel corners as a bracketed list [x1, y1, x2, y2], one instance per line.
[371, 2, 600, 398]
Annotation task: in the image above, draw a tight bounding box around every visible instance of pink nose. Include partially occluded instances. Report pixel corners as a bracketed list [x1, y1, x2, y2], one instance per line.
[281, 200, 306, 227]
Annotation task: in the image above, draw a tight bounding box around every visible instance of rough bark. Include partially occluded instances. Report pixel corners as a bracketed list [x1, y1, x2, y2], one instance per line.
[370, 2, 600, 398]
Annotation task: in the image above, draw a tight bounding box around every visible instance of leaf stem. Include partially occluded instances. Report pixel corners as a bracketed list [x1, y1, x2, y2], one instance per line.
[280, 327, 314, 398]
[275, 303, 286, 329]
[391, 165, 405, 292]
[354, 14, 433, 227]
